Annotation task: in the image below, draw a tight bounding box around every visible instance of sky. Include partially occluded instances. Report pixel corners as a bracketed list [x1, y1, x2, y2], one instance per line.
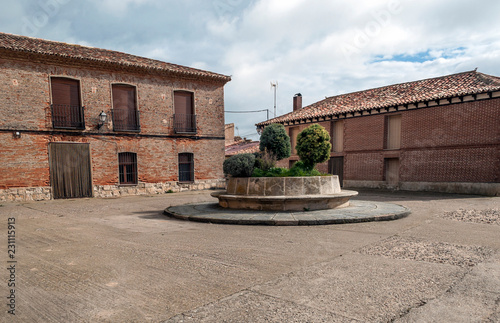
[1, 0, 500, 139]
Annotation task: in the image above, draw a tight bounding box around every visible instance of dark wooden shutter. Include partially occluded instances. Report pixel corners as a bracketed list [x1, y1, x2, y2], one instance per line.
[112, 85, 138, 131]
[51, 78, 83, 128]
[49, 143, 92, 199]
[174, 91, 195, 133]
[174, 91, 193, 115]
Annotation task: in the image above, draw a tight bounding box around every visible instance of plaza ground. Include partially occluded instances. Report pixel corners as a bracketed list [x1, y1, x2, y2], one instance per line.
[1, 189, 499, 322]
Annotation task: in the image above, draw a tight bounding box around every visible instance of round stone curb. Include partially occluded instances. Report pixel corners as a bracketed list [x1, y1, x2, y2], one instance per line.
[163, 200, 411, 226]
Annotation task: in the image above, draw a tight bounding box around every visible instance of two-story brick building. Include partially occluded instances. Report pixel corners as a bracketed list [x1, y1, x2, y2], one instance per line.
[257, 71, 500, 196]
[0, 32, 231, 201]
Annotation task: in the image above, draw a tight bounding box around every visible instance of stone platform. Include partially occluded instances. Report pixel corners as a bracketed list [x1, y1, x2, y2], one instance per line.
[164, 200, 411, 226]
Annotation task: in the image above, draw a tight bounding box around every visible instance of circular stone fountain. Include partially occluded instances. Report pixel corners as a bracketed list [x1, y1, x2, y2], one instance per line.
[211, 176, 358, 211]
[164, 175, 411, 225]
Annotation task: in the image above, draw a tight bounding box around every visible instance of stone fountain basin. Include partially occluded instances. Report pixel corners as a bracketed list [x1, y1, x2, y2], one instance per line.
[213, 176, 358, 211]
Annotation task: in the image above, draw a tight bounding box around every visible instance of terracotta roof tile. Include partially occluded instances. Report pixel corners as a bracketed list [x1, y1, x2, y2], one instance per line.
[257, 70, 500, 126]
[225, 141, 260, 156]
[0, 32, 231, 83]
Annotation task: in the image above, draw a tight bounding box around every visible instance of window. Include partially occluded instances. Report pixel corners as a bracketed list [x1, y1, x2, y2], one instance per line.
[178, 153, 194, 182]
[118, 152, 137, 185]
[385, 115, 402, 150]
[174, 91, 196, 133]
[331, 120, 344, 152]
[51, 77, 84, 129]
[112, 84, 140, 131]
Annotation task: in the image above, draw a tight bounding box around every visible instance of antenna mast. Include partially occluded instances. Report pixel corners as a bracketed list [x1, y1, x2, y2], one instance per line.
[270, 81, 278, 118]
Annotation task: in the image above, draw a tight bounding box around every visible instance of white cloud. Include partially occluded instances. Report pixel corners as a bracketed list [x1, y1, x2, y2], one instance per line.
[1, 0, 500, 139]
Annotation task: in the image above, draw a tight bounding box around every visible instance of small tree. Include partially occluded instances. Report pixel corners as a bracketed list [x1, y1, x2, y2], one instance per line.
[259, 123, 291, 162]
[223, 153, 255, 177]
[296, 124, 331, 170]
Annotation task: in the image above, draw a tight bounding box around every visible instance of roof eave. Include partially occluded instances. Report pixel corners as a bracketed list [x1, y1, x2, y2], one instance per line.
[0, 47, 231, 84]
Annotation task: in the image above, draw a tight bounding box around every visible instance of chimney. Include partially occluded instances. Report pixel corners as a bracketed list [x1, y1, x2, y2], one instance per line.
[293, 93, 302, 111]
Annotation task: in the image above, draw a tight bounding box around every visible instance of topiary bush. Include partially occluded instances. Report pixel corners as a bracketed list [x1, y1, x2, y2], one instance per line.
[259, 123, 291, 162]
[251, 161, 326, 177]
[296, 124, 331, 170]
[254, 149, 276, 171]
[223, 153, 256, 177]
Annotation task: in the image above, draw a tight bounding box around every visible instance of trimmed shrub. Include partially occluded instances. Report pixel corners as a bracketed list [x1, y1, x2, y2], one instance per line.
[223, 153, 255, 177]
[251, 162, 326, 177]
[296, 124, 331, 170]
[287, 161, 322, 177]
[259, 123, 291, 161]
[254, 149, 276, 171]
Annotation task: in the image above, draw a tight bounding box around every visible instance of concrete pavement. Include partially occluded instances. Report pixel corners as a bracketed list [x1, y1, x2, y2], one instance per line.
[0, 189, 498, 322]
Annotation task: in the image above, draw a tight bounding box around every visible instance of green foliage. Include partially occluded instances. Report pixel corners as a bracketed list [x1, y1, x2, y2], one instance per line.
[251, 162, 326, 177]
[287, 161, 322, 176]
[296, 124, 331, 170]
[254, 149, 277, 171]
[259, 124, 291, 161]
[223, 153, 256, 177]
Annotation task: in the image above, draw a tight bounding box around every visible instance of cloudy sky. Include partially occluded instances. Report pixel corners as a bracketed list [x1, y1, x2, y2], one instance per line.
[2, 0, 500, 139]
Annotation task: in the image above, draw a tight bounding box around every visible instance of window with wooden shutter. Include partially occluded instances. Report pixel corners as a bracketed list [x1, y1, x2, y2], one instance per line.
[385, 115, 402, 150]
[112, 84, 140, 131]
[178, 153, 194, 182]
[50, 77, 84, 129]
[331, 120, 344, 152]
[118, 152, 138, 185]
[174, 91, 196, 133]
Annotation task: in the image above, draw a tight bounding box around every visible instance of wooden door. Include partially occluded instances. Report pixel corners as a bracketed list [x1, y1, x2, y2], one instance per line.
[385, 158, 400, 185]
[329, 157, 344, 187]
[49, 143, 92, 199]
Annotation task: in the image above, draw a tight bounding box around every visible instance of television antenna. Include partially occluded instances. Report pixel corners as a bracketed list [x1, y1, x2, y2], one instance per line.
[270, 81, 278, 118]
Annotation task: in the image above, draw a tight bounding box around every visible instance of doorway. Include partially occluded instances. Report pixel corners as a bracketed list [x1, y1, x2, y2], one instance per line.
[385, 158, 400, 186]
[49, 143, 92, 199]
[329, 157, 344, 187]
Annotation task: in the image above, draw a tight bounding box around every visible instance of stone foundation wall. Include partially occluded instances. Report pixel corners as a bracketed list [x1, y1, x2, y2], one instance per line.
[0, 179, 226, 202]
[0, 187, 52, 202]
[93, 179, 226, 198]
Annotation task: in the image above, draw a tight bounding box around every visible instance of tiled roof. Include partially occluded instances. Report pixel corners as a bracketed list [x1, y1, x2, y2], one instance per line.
[257, 70, 500, 126]
[225, 140, 260, 156]
[0, 32, 231, 83]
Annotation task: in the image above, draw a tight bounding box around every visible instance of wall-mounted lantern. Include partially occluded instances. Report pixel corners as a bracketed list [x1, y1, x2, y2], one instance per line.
[13, 131, 21, 139]
[98, 111, 107, 129]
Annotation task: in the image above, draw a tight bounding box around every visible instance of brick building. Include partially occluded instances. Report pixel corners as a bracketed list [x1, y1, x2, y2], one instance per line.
[0, 32, 231, 201]
[257, 71, 500, 196]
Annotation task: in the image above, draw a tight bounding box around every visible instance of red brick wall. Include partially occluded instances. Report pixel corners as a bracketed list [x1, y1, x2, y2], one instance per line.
[401, 99, 499, 149]
[0, 133, 50, 189]
[345, 153, 384, 181]
[344, 115, 385, 151]
[283, 98, 499, 184]
[400, 147, 498, 183]
[0, 56, 226, 190]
